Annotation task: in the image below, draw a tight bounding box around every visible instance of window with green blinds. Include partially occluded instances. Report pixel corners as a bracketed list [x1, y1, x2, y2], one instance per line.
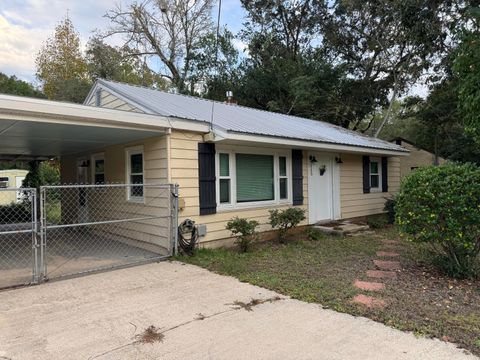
[236, 154, 274, 202]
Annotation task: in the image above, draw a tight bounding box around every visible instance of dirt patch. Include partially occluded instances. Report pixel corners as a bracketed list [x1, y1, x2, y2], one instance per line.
[135, 326, 165, 344]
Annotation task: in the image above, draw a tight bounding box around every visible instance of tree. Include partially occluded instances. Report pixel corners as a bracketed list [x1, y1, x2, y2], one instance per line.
[454, 7, 480, 144]
[35, 16, 89, 101]
[240, 0, 324, 60]
[85, 37, 167, 88]
[0, 73, 45, 98]
[321, 0, 449, 132]
[105, 0, 215, 93]
[189, 27, 239, 97]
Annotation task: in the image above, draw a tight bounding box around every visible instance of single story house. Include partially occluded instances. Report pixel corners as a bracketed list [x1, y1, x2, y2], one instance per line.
[0, 80, 409, 250]
[0, 169, 29, 205]
[391, 137, 446, 180]
[77, 79, 408, 247]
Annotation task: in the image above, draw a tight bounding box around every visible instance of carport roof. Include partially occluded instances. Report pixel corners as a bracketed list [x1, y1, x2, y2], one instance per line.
[0, 94, 210, 160]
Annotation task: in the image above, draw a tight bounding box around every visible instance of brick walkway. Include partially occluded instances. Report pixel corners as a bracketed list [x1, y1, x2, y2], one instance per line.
[352, 239, 402, 309]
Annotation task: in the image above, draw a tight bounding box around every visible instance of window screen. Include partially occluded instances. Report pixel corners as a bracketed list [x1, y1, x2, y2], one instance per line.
[236, 154, 274, 202]
[129, 152, 143, 198]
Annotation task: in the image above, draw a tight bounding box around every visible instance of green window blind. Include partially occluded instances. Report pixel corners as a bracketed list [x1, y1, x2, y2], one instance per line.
[236, 154, 274, 202]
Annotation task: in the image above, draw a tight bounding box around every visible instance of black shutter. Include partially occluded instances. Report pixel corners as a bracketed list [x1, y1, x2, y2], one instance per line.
[381, 157, 388, 193]
[362, 155, 370, 194]
[292, 149, 304, 205]
[198, 143, 216, 215]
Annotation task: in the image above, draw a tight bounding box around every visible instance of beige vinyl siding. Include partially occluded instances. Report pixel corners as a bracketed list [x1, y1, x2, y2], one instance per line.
[340, 153, 400, 219]
[86, 89, 143, 113]
[60, 135, 170, 253]
[398, 141, 446, 180]
[170, 130, 309, 246]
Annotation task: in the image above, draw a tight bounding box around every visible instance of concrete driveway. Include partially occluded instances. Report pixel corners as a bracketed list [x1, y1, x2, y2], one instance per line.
[0, 262, 476, 360]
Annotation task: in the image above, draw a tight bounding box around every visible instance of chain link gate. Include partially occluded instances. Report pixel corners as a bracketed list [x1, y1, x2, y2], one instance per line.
[0, 188, 39, 289]
[0, 184, 178, 289]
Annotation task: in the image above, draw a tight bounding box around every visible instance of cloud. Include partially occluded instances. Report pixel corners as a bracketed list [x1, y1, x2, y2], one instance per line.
[0, 14, 49, 82]
[0, 0, 114, 82]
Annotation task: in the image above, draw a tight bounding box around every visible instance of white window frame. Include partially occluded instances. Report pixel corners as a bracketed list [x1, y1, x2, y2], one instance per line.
[125, 145, 145, 202]
[215, 146, 292, 211]
[369, 157, 382, 192]
[91, 153, 105, 184]
[217, 152, 232, 205]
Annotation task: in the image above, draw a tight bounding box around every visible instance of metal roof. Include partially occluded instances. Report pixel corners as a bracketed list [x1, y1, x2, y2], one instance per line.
[96, 79, 407, 153]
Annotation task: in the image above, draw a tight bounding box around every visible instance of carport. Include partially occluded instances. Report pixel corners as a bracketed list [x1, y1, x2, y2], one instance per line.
[0, 94, 182, 289]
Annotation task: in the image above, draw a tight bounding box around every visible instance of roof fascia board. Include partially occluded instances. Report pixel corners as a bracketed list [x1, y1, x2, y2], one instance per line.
[211, 129, 409, 156]
[0, 95, 210, 133]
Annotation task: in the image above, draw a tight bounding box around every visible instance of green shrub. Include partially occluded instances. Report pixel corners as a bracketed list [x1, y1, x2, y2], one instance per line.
[384, 197, 396, 224]
[0, 202, 31, 224]
[305, 227, 325, 241]
[226, 217, 259, 252]
[367, 214, 389, 229]
[269, 208, 306, 243]
[396, 163, 480, 278]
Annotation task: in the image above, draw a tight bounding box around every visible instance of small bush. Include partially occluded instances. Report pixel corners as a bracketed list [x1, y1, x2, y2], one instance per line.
[0, 202, 31, 224]
[384, 197, 396, 224]
[269, 208, 306, 243]
[226, 217, 259, 252]
[367, 214, 389, 229]
[396, 163, 480, 278]
[305, 227, 325, 241]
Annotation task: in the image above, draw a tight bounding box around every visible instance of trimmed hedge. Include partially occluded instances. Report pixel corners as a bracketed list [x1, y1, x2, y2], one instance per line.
[396, 163, 480, 278]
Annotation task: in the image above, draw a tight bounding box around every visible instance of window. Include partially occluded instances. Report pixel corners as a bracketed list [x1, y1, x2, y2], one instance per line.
[91, 153, 105, 184]
[369, 157, 381, 191]
[279, 156, 288, 200]
[0, 177, 8, 188]
[126, 146, 144, 201]
[236, 154, 274, 202]
[219, 153, 231, 204]
[216, 149, 291, 209]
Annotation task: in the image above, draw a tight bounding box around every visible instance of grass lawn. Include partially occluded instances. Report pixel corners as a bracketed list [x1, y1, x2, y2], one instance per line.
[179, 227, 480, 356]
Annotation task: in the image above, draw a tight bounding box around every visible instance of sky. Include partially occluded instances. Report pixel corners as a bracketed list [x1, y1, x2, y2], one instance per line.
[0, 0, 246, 84]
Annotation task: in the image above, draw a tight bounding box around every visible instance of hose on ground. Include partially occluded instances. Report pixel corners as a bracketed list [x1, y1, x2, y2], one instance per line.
[178, 219, 198, 255]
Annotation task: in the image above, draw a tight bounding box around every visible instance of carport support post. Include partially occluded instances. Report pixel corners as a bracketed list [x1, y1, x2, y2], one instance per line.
[174, 184, 179, 255]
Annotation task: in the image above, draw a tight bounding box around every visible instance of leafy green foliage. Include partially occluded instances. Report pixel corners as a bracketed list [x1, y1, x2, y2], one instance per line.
[0, 73, 45, 98]
[226, 217, 259, 252]
[269, 208, 306, 243]
[35, 16, 89, 102]
[367, 214, 389, 229]
[396, 163, 480, 278]
[384, 197, 396, 224]
[85, 38, 167, 89]
[0, 203, 31, 224]
[305, 227, 325, 241]
[454, 9, 480, 144]
[23, 161, 60, 189]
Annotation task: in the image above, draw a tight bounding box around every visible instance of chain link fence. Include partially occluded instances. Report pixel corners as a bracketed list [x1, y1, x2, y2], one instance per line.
[0, 184, 177, 289]
[0, 188, 38, 289]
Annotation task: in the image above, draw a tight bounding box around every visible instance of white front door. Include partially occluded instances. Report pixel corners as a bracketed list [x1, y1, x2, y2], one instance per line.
[307, 153, 339, 224]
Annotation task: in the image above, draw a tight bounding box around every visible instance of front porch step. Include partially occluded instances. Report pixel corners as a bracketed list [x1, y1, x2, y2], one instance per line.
[313, 221, 370, 236]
